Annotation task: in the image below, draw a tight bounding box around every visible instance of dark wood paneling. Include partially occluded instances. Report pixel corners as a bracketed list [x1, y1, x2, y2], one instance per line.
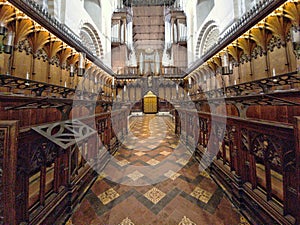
[0, 121, 18, 225]
[0, 107, 128, 225]
[174, 109, 299, 225]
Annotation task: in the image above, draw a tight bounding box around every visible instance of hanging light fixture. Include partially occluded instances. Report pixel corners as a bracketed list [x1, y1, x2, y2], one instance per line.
[0, 22, 7, 35]
[69, 64, 75, 77]
[3, 31, 15, 54]
[77, 52, 86, 76]
[221, 51, 232, 75]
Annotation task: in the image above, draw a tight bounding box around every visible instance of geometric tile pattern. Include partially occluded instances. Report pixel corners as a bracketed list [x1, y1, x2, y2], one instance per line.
[98, 188, 120, 205]
[160, 150, 171, 156]
[178, 216, 197, 225]
[134, 151, 146, 156]
[190, 187, 213, 204]
[176, 158, 189, 166]
[146, 158, 160, 166]
[67, 115, 247, 225]
[116, 159, 130, 166]
[97, 172, 107, 181]
[143, 187, 166, 204]
[164, 170, 181, 180]
[127, 170, 144, 181]
[118, 217, 135, 225]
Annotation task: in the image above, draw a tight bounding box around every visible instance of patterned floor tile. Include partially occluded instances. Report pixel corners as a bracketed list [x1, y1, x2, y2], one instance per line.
[148, 144, 158, 149]
[176, 158, 189, 166]
[127, 170, 144, 181]
[116, 159, 130, 167]
[144, 187, 166, 204]
[134, 151, 146, 156]
[190, 187, 213, 204]
[160, 150, 171, 156]
[147, 159, 160, 166]
[98, 188, 120, 205]
[97, 172, 107, 181]
[178, 216, 197, 225]
[118, 217, 135, 225]
[164, 170, 181, 181]
[69, 115, 246, 225]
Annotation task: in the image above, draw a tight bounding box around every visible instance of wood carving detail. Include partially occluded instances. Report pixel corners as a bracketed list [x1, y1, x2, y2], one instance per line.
[30, 141, 57, 174]
[17, 39, 32, 55]
[252, 133, 282, 167]
[267, 35, 284, 52]
[241, 128, 249, 152]
[251, 45, 264, 59]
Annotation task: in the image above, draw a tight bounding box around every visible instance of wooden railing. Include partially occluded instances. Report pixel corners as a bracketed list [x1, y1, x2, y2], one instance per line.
[0, 109, 128, 225]
[173, 109, 300, 225]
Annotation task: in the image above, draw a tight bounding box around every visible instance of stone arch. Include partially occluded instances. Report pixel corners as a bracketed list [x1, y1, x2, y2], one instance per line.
[80, 23, 104, 59]
[195, 20, 220, 58]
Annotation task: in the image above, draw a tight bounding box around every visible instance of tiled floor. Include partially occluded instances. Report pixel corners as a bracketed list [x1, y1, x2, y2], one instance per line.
[67, 115, 249, 225]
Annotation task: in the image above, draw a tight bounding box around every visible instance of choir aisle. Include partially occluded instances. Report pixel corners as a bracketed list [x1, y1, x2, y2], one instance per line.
[66, 115, 249, 225]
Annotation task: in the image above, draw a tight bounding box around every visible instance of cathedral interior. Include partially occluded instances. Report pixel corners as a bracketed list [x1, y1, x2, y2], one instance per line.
[0, 0, 299, 224]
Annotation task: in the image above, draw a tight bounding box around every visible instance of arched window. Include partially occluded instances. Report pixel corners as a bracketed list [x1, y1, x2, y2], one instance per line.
[195, 21, 219, 58]
[80, 23, 104, 58]
[80, 29, 97, 56]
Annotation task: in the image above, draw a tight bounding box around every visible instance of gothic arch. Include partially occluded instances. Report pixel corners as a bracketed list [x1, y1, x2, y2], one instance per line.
[80, 23, 104, 59]
[195, 20, 220, 58]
